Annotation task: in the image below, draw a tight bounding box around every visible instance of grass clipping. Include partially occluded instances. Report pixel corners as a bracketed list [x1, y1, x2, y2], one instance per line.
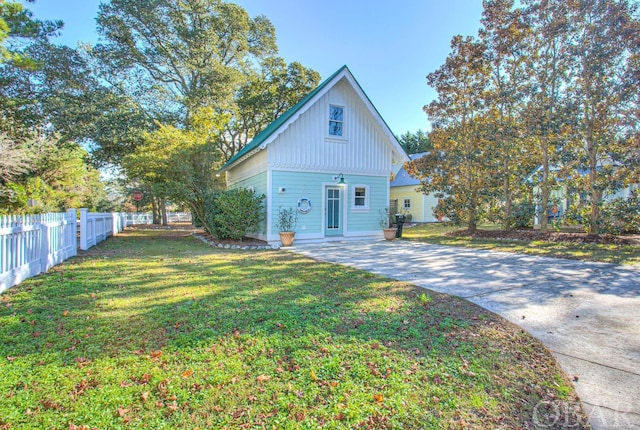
[0, 229, 589, 429]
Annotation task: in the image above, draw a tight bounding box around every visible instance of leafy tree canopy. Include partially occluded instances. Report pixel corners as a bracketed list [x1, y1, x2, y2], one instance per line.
[397, 130, 432, 155]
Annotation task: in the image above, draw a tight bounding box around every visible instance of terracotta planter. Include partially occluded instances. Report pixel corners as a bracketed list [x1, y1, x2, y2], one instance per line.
[279, 231, 296, 247]
[383, 228, 396, 240]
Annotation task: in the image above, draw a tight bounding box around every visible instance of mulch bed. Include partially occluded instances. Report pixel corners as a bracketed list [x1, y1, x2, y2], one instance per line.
[195, 232, 270, 247]
[127, 224, 270, 247]
[447, 229, 640, 246]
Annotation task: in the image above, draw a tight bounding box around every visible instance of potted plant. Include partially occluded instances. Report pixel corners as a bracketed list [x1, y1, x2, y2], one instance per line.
[379, 208, 396, 240]
[276, 206, 298, 246]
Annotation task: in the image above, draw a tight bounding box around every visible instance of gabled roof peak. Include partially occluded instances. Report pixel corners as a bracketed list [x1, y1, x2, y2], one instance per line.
[219, 65, 407, 172]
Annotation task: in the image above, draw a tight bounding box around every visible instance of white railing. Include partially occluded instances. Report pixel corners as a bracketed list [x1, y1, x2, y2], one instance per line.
[0, 209, 77, 293]
[125, 212, 192, 225]
[79, 209, 127, 251]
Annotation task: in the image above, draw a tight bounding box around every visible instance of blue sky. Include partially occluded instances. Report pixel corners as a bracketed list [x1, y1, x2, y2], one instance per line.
[22, 0, 484, 135]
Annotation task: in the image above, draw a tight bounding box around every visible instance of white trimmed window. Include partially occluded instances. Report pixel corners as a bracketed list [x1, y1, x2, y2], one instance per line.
[403, 198, 411, 209]
[352, 185, 369, 210]
[329, 105, 344, 136]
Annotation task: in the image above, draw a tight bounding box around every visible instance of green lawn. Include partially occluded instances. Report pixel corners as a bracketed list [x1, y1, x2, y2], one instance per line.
[403, 223, 640, 266]
[0, 229, 587, 428]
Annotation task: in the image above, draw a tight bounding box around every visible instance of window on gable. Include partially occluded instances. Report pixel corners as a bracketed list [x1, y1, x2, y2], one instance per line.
[403, 198, 411, 209]
[329, 105, 343, 136]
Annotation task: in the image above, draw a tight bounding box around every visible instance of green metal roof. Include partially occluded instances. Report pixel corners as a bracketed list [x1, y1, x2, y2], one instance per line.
[220, 65, 349, 172]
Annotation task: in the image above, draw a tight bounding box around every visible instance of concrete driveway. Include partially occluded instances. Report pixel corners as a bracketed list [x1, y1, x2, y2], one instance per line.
[290, 240, 640, 430]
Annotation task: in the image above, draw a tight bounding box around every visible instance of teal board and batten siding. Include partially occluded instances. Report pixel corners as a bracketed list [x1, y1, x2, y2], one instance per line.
[345, 175, 388, 233]
[270, 170, 387, 242]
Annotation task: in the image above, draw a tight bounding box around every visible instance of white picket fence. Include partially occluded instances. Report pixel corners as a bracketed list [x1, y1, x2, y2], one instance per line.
[79, 209, 127, 251]
[0, 209, 78, 293]
[1, 209, 194, 292]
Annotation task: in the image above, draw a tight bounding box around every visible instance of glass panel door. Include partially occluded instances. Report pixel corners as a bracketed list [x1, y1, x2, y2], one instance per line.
[325, 187, 343, 236]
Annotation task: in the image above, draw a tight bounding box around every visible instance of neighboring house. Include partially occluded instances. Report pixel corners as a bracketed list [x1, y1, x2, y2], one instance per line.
[218, 65, 409, 245]
[529, 166, 639, 226]
[390, 152, 442, 223]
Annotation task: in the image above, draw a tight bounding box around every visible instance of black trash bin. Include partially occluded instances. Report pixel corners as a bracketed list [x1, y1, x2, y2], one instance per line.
[394, 214, 405, 238]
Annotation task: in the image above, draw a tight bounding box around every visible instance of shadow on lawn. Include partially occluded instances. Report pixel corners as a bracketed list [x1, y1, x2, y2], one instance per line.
[0, 229, 592, 429]
[1, 230, 510, 362]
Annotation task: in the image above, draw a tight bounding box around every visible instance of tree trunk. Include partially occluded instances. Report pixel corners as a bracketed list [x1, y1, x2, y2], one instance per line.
[540, 140, 550, 232]
[161, 198, 168, 226]
[503, 158, 512, 230]
[468, 209, 477, 232]
[468, 189, 478, 232]
[152, 196, 161, 224]
[588, 149, 600, 235]
[149, 188, 159, 224]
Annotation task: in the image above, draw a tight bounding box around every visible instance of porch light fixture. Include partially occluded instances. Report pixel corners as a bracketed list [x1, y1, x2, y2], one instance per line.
[337, 173, 346, 184]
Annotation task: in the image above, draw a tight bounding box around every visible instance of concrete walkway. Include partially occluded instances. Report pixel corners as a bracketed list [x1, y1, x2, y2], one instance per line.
[290, 240, 640, 430]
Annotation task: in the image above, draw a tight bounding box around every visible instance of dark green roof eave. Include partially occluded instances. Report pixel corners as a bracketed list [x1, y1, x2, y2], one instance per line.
[219, 65, 349, 172]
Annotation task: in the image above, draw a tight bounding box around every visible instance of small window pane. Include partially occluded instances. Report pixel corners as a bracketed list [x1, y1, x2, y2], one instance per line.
[329, 121, 343, 136]
[403, 199, 411, 209]
[330, 106, 343, 121]
[355, 187, 366, 206]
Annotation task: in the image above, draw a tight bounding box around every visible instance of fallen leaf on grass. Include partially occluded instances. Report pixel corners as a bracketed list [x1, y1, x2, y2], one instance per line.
[150, 350, 162, 358]
[40, 399, 62, 410]
[117, 407, 129, 418]
[75, 357, 90, 367]
[181, 369, 193, 378]
[63, 310, 69, 316]
[141, 392, 149, 401]
[256, 374, 271, 383]
[138, 373, 151, 384]
[373, 394, 384, 403]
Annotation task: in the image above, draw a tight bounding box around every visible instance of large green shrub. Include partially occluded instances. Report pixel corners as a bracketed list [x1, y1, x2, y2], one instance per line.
[599, 193, 640, 234]
[205, 188, 265, 240]
[561, 192, 640, 234]
[508, 200, 535, 229]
